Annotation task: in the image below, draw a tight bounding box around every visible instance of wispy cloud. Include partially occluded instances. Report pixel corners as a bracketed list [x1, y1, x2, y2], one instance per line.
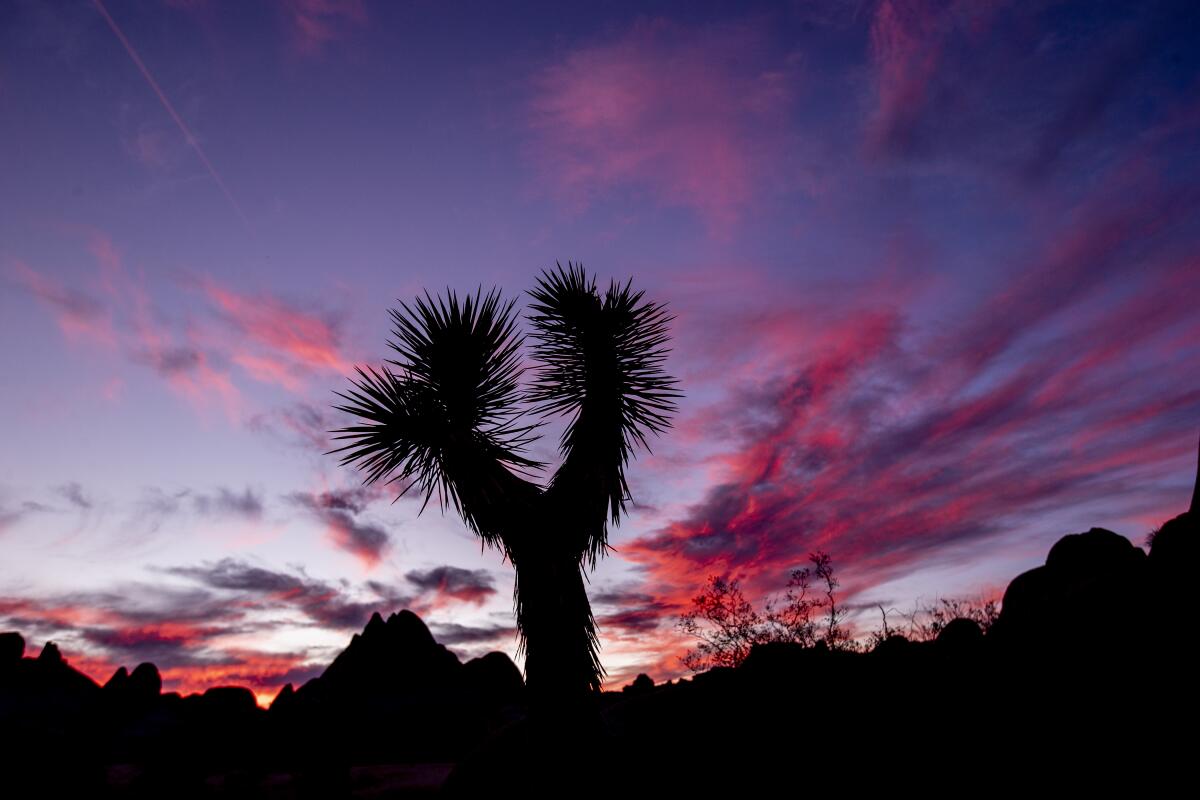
[405, 566, 497, 606]
[0, 558, 418, 700]
[191, 486, 264, 520]
[528, 17, 799, 236]
[428, 622, 514, 646]
[287, 489, 390, 567]
[278, 0, 367, 57]
[0, 500, 52, 534]
[248, 402, 335, 453]
[619, 241, 1198, 654]
[12, 230, 361, 419]
[91, 0, 248, 227]
[8, 260, 116, 347]
[201, 278, 353, 380]
[164, 557, 411, 629]
[863, 0, 1188, 176]
[55, 482, 94, 511]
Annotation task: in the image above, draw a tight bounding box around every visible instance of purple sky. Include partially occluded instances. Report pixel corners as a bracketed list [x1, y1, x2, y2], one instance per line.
[1, 0, 1198, 700]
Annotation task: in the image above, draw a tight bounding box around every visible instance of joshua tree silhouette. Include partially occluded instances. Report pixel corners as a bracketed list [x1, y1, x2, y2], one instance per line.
[329, 263, 679, 708]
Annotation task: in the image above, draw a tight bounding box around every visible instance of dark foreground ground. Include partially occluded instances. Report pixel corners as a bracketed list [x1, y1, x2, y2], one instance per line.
[2, 507, 1196, 796]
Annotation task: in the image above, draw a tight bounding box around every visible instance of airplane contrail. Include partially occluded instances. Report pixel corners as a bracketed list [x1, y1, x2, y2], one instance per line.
[92, 0, 250, 229]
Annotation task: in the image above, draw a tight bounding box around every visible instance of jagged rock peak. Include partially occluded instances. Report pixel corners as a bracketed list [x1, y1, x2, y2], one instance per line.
[385, 609, 436, 648]
[104, 666, 130, 690]
[365, 611, 386, 637]
[356, 609, 437, 650]
[38, 641, 62, 665]
[270, 682, 295, 712]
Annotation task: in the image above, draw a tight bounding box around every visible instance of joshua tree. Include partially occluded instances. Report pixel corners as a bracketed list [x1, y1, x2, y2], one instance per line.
[329, 263, 679, 709]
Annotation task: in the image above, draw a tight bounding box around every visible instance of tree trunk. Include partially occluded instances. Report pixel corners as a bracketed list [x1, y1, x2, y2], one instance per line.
[510, 545, 602, 716]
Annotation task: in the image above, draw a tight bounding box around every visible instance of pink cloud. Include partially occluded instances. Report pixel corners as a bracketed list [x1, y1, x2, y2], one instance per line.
[125, 126, 172, 169]
[128, 281, 244, 421]
[602, 200, 1198, 675]
[102, 377, 125, 402]
[65, 237, 356, 405]
[9, 259, 117, 347]
[2, 593, 321, 706]
[287, 488, 390, 569]
[528, 17, 798, 236]
[86, 232, 123, 279]
[202, 278, 352, 378]
[231, 353, 305, 393]
[866, 0, 1006, 157]
[406, 566, 496, 608]
[279, 0, 367, 57]
[11, 225, 257, 419]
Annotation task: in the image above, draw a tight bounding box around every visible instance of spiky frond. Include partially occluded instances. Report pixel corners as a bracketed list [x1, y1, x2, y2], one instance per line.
[329, 288, 543, 547]
[526, 262, 681, 564]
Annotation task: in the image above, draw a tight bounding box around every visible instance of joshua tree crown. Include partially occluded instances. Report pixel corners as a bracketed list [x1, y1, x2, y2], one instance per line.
[329, 263, 679, 703]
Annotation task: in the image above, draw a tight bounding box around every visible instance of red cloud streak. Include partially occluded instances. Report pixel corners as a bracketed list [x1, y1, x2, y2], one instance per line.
[203, 279, 351, 376]
[601, 200, 1198, 678]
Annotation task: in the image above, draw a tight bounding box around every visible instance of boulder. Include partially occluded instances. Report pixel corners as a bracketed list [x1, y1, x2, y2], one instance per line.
[463, 652, 525, 705]
[936, 618, 984, 649]
[1046, 527, 1146, 576]
[622, 673, 655, 695]
[199, 686, 259, 717]
[995, 528, 1148, 650]
[1148, 511, 1196, 573]
[128, 663, 162, 699]
[0, 632, 25, 663]
[872, 634, 911, 657]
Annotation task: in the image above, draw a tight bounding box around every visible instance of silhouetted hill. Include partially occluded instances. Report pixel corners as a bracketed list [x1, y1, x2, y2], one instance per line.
[2, 508, 1196, 794]
[449, 511, 1199, 794]
[0, 611, 525, 794]
[272, 611, 525, 768]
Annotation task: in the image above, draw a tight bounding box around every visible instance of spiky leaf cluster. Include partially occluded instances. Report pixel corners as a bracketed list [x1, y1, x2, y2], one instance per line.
[329, 289, 541, 541]
[526, 262, 681, 524]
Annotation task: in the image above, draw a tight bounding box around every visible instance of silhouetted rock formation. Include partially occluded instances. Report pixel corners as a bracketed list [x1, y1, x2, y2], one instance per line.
[463, 650, 526, 706]
[450, 442, 1200, 793]
[622, 673, 655, 695]
[1147, 436, 1200, 620]
[872, 633, 912, 657]
[38, 640, 62, 665]
[0, 609, 525, 794]
[279, 610, 525, 767]
[0, 631, 23, 663]
[129, 662, 162, 696]
[3, 435, 1199, 794]
[104, 665, 129, 690]
[269, 681, 294, 712]
[935, 616, 983, 648]
[199, 685, 259, 716]
[992, 526, 1149, 651]
[302, 610, 462, 701]
[104, 662, 163, 713]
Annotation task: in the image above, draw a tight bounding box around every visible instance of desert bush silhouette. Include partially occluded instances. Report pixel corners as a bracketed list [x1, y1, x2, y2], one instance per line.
[330, 263, 679, 708]
[677, 550, 849, 670]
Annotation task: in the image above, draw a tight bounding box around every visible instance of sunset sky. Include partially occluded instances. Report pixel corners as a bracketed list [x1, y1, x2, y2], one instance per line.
[2, 0, 1198, 702]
